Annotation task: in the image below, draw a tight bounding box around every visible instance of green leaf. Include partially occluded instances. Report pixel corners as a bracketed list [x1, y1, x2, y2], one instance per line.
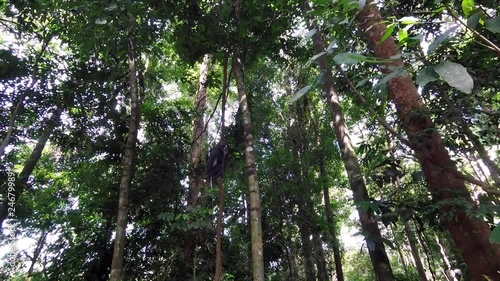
[490, 223, 500, 244]
[467, 12, 481, 29]
[428, 25, 459, 54]
[290, 85, 311, 103]
[461, 0, 475, 18]
[379, 24, 395, 44]
[416, 67, 440, 87]
[398, 16, 419, 24]
[373, 68, 407, 89]
[309, 51, 327, 63]
[434, 62, 474, 94]
[333, 52, 367, 64]
[485, 16, 500, 33]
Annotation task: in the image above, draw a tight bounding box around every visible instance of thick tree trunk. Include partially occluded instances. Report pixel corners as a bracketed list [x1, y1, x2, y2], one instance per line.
[0, 107, 62, 229]
[214, 177, 225, 281]
[233, 51, 265, 281]
[109, 18, 142, 281]
[403, 217, 428, 281]
[357, 2, 500, 279]
[302, 1, 394, 280]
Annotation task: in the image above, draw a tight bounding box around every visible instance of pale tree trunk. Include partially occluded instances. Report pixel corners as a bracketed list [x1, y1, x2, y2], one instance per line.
[233, 51, 265, 281]
[357, 2, 500, 279]
[301, 1, 394, 280]
[0, 107, 62, 229]
[184, 55, 211, 277]
[402, 216, 428, 281]
[109, 16, 142, 281]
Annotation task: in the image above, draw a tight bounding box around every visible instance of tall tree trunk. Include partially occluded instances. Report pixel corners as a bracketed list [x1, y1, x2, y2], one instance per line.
[297, 204, 316, 281]
[187, 54, 211, 208]
[402, 216, 428, 281]
[233, 52, 265, 281]
[0, 107, 62, 229]
[319, 157, 344, 281]
[109, 17, 142, 281]
[357, 2, 500, 279]
[26, 230, 47, 281]
[184, 55, 211, 278]
[301, 1, 394, 280]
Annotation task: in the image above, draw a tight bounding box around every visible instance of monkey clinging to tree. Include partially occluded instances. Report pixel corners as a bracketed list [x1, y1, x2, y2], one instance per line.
[207, 141, 229, 186]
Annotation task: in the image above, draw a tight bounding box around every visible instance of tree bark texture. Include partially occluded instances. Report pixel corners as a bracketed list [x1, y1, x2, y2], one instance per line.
[233, 52, 265, 281]
[357, 2, 500, 279]
[109, 19, 142, 281]
[302, 1, 394, 280]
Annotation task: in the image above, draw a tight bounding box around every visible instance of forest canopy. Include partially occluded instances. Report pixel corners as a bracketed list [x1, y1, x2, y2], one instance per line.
[0, 0, 499, 280]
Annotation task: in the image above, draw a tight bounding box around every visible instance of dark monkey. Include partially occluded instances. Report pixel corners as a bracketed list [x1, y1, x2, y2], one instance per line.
[207, 142, 229, 185]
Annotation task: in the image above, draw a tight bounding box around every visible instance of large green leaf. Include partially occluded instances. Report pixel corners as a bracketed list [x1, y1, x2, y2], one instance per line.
[434, 62, 474, 94]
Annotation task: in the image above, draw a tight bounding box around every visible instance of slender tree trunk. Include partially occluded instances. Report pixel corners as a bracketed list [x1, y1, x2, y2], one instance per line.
[0, 107, 62, 229]
[109, 17, 142, 281]
[318, 158, 344, 281]
[402, 216, 428, 281]
[312, 232, 329, 281]
[357, 2, 500, 279]
[184, 55, 211, 277]
[214, 178, 225, 281]
[233, 51, 265, 281]
[297, 205, 316, 281]
[187, 54, 211, 207]
[301, 1, 394, 280]
[26, 230, 47, 280]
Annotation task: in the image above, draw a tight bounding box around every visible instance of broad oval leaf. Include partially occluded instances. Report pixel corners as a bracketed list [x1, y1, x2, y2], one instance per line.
[290, 85, 311, 103]
[416, 67, 439, 87]
[434, 62, 474, 94]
